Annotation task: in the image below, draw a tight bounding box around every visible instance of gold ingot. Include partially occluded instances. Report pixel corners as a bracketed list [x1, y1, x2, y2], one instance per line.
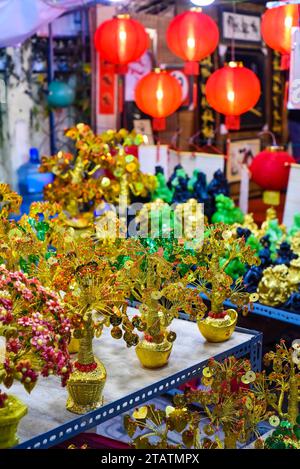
[135, 339, 173, 369]
[197, 309, 238, 343]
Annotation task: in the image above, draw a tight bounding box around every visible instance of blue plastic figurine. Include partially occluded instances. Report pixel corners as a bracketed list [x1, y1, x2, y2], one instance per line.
[274, 241, 298, 267]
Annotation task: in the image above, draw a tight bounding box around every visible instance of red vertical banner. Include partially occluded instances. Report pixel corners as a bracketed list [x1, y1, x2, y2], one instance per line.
[99, 59, 115, 114]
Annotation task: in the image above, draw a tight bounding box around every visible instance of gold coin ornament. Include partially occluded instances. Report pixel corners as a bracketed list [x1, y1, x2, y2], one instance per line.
[126, 163, 137, 173]
[202, 377, 213, 387]
[151, 291, 162, 300]
[222, 230, 232, 240]
[132, 406, 148, 420]
[203, 424, 215, 436]
[244, 370, 256, 383]
[269, 415, 280, 427]
[165, 406, 175, 417]
[249, 293, 259, 302]
[203, 367, 213, 378]
[241, 375, 250, 385]
[125, 154, 135, 163]
[101, 177, 111, 188]
[245, 397, 253, 411]
[292, 339, 300, 350]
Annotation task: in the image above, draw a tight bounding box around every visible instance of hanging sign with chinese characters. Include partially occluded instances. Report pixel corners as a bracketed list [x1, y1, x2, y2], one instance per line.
[199, 55, 215, 140]
[288, 27, 300, 109]
[271, 51, 284, 135]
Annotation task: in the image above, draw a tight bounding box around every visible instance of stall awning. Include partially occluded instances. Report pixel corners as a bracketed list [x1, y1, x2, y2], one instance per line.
[0, 0, 90, 47]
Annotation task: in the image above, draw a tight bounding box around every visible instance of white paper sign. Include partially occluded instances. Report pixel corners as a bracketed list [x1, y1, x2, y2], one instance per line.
[288, 27, 300, 110]
[239, 165, 250, 214]
[138, 145, 170, 176]
[179, 151, 225, 182]
[283, 163, 300, 228]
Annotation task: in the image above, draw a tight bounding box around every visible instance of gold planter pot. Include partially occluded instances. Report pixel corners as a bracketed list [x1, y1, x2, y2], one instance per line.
[136, 339, 173, 369]
[66, 323, 106, 414]
[0, 395, 27, 449]
[197, 309, 238, 343]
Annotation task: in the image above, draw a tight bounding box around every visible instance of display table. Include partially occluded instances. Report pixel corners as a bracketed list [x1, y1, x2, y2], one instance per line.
[13, 308, 262, 449]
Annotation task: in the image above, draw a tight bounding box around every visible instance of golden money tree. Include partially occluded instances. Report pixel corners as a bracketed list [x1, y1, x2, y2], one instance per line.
[189, 224, 260, 319]
[114, 237, 205, 368]
[40, 124, 156, 216]
[124, 356, 270, 449]
[256, 339, 300, 425]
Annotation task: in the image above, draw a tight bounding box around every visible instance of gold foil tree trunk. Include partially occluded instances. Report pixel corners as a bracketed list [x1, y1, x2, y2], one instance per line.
[66, 315, 107, 414]
[223, 427, 238, 449]
[288, 370, 300, 425]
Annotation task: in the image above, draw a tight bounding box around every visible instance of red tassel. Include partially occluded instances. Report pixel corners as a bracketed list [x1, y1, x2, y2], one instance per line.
[156, 141, 161, 163]
[116, 64, 128, 75]
[193, 81, 198, 110]
[280, 54, 290, 71]
[225, 115, 240, 130]
[184, 61, 199, 76]
[153, 117, 166, 131]
[118, 79, 124, 113]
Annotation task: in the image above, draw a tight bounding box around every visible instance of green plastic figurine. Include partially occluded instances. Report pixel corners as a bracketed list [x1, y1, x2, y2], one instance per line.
[211, 194, 244, 225]
[188, 169, 201, 192]
[289, 213, 300, 238]
[246, 234, 262, 254]
[152, 172, 173, 204]
[265, 219, 284, 255]
[220, 257, 246, 280]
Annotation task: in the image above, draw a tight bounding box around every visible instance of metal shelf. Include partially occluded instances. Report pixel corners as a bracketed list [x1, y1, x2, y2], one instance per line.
[191, 287, 300, 327]
[13, 308, 262, 449]
[222, 298, 300, 327]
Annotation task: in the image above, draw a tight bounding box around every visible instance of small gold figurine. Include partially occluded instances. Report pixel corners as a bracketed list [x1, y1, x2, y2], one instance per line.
[258, 265, 297, 307]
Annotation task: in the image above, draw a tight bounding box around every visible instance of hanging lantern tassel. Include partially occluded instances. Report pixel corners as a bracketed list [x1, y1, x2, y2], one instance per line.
[263, 190, 281, 206]
[184, 61, 199, 76]
[116, 64, 129, 75]
[225, 115, 240, 131]
[153, 117, 166, 131]
[281, 54, 290, 71]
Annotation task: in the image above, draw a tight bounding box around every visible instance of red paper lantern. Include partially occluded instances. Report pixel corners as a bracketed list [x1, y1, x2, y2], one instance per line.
[249, 146, 295, 191]
[205, 62, 261, 130]
[135, 69, 183, 131]
[261, 4, 299, 67]
[166, 9, 219, 75]
[94, 15, 148, 72]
